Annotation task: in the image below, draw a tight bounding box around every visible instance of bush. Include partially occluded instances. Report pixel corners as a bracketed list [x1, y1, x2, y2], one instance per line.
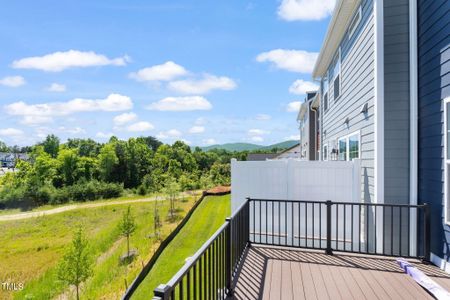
[137, 185, 147, 196]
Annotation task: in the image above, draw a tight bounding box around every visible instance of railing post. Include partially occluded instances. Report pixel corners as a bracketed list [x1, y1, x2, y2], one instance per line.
[423, 203, 431, 263]
[246, 197, 251, 245]
[326, 200, 333, 255]
[153, 284, 170, 300]
[225, 217, 233, 297]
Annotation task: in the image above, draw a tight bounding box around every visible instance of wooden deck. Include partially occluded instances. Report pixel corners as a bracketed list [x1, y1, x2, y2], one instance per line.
[232, 245, 450, 299]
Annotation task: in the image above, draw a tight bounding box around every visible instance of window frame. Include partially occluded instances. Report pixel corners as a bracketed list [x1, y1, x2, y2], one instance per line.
[348, 6, 362, 39]
[338, 136, 347, 161]
[323, 144, 328, 161]
[445, 99, 450, 225]
[337, 131, 361, 161]
[331, 48, 341, 101]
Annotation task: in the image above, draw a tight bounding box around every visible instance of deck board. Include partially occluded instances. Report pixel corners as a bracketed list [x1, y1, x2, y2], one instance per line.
[232, 245, 450, 300]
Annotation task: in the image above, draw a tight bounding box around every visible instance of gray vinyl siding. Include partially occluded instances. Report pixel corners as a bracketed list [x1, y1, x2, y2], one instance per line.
[383, 0, 411, 256]
[321, 0, 375, 204]
[418, 0, 450, 259]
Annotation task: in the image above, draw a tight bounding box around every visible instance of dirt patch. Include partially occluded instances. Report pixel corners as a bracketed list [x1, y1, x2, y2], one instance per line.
[205, 185, 231, 195]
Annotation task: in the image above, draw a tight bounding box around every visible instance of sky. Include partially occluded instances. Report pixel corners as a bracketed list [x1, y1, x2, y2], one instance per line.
[0, 0, 335, 147]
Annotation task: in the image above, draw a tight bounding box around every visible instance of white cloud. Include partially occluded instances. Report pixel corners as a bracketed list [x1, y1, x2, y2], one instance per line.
[21, 115, 53, 125]
[189, 126, 205, 134]
[289, 79, 319, 95]
[203, 138, 217, 146]
[47, 83, 66, 92]
[5, 94, 133, 124]
[194, 117, 207, 125]
[255, 114, 271, 121]
[12, 50, 129, 72]
[168, 74, 237, 94]
[278, 0, 336, 21]
[147, 96, 212, 111]
[256, 49, 318, 73]
[96, 132, 114, 139]
[248, 129, 269, 136]
[113, 112, 138, 126]
[126, 121, 154, 132]
[0, 76, 26, 87]
[286, 101, 302, 112]
[157, 129, 182, 139]
[58, 126, 86, 135]
[250, 136, 264, 143]
[129, 61, 187, 82]
[0, 128, 24, 137]
[286, 134, 300, 140]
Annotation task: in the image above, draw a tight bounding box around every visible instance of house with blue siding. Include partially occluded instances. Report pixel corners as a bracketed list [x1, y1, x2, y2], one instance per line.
[310, 0, 449, 271]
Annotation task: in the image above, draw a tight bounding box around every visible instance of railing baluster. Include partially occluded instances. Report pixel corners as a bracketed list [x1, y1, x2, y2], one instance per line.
[391, 206, 394, 256]
[272, 201, 275, 245]
[399, 207, 402, 257]
[351, 204, 354, 252]
[305, 202, 308, 248]
[312, 203, 315, 248]
[373, 206, 378, 253]
[407, 206, 410, 257]
[344, 204, 346, 251]
[336, 204, 339, 250]
[285, 201, 288, 246]
[359, 205, 361, 253]
[292, 202, 294, 246]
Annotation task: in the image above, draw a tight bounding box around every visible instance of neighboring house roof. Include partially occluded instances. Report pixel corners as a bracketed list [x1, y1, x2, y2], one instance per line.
[312, 0, 361, 78]
[311, 93, 320, 109]
[274, 143, 301, 158]
[246, 153, 278, 161]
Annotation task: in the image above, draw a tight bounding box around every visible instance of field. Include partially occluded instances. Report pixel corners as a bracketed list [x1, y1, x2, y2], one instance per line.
[131, 194, 231, 299]
[0, 193, 207, 300]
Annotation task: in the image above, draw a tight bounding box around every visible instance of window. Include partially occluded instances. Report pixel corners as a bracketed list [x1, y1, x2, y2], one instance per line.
[323, 144, 328, 161]
[338, 138, 347, 161]
[348, 133, 360, 160]
[324, 93, 328, 112]
[338, 131, 360, 161]
[348, 6, 362, 39]
[331, 49, 341, 100]
[445, 100, 450, 224]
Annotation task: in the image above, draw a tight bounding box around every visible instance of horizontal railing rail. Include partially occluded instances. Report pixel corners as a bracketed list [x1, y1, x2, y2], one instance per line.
[153, 198, 430, 299]
[249, 198, 430, 260]
[153, 200, 250, 300]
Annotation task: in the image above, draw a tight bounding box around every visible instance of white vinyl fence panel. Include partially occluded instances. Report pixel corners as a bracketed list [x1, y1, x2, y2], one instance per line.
[231, 159, 361, 211]
[231, 159, 362, 250]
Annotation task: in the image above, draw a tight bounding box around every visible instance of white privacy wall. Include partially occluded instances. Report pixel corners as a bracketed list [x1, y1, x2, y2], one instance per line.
[231, 159, 361, 211]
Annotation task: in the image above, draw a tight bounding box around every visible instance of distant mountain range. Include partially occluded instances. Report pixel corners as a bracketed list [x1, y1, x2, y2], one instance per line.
[200, 140, 298, 152]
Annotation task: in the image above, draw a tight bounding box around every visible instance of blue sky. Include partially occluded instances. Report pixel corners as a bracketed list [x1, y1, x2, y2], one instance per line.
[0, 0, 335, 147]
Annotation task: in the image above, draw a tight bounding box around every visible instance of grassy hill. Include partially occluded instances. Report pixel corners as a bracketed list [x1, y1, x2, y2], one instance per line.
[132, 194, 230, 299]
[200, 140, 298, 152]
[2, 194, 200, 300]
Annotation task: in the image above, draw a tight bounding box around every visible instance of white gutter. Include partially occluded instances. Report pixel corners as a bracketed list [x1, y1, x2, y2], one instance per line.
[312, 0, 361, 78]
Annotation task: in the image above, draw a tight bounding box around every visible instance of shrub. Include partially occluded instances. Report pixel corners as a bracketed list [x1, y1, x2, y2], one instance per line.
[137, 185, 147, 196]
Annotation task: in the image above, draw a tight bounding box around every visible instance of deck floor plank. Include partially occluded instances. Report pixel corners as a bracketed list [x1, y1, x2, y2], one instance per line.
[232, 246, 450, 300]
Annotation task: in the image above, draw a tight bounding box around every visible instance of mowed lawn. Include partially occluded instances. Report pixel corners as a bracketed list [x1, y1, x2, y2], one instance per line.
[131, 194, 231, 299]
[0, 195, 199, 300]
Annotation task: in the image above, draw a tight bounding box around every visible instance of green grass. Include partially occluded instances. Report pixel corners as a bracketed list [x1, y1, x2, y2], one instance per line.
[131, 194, 231, 299]
[0, 195, 200, 300]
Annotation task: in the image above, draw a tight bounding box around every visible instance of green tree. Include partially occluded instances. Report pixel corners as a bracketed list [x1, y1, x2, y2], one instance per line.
[42, 134, 60, 158]
[165, 179, 180, 220]
[153, 198, 162, 240]
[119, 206, 137, 258]
[57, 148, 80, 186]
[57, 227, 93, 300]
[98, 143, 118, 182]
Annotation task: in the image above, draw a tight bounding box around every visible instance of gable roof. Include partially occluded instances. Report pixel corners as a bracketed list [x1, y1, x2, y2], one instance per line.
[312, 0, 361, 78]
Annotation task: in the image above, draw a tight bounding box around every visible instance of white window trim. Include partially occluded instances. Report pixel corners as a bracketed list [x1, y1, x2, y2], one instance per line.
[348, 6, 362, 39]
[323, 144, 329, 161]
[331, 48, 342, 101]
[338, 131, 361, 161]
[445, 98, 450, 225]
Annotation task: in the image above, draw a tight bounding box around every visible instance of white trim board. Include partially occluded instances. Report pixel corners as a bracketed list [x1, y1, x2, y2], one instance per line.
[431, 252, 450, 274]
[409, 0, 419, 257]
[374, 0, 385, 254]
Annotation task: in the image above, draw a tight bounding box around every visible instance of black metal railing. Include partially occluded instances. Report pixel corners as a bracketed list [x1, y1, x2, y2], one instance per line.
[153, 198, 430, 299]
[249, 199, 430, 259]
[152, 201, 249, 300]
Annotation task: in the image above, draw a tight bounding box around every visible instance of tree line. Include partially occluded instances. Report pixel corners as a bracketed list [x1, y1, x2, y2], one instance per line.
[0, 134, 246, 208]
